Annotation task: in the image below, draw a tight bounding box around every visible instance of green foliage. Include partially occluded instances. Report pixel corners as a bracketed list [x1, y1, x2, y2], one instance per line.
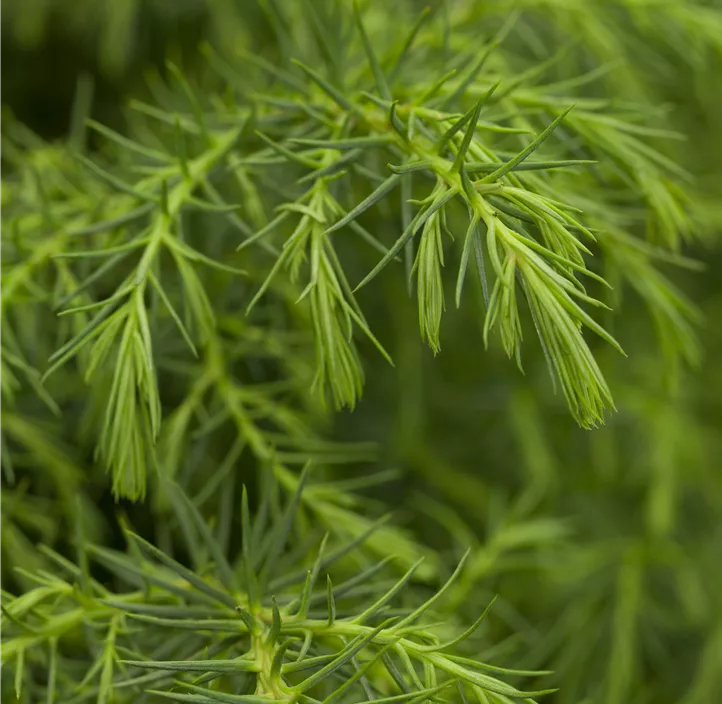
[2, 1, 722, 703]
[2, 474, 550, 703]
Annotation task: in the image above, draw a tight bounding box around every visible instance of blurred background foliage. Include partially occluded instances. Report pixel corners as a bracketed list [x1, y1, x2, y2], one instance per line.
[2, 1, 722, 703]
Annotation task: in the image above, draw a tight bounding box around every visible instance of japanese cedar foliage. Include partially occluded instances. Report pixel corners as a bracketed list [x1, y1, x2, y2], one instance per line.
[2, 1, 722, 704]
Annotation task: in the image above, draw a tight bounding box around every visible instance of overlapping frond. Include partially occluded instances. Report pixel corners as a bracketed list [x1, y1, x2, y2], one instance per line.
[0, 478, 547, 703]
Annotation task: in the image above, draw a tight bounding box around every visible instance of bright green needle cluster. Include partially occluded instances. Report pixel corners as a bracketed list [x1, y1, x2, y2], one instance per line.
[1, 472, 551, 703]
[2, 2, 707, 504]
